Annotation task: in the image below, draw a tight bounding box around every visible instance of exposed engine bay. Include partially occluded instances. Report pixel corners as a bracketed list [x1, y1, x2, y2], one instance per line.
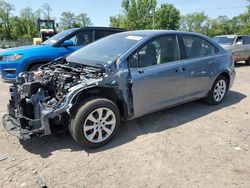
[4, 59, 108, 139]
[18, 59, 105, 108]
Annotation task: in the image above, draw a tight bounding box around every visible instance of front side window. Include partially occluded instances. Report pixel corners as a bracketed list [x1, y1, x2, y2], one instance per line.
[129, 35, 180, 68]
[235, 36, 243, 45]
[67, 31, 93, 46]
[42, 29, 77, 45]
[182, 36, 216, 59]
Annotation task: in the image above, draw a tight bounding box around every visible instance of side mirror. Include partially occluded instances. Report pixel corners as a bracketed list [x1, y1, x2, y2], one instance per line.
[236, 41, 243, 45]
[62, 40, 73, 47]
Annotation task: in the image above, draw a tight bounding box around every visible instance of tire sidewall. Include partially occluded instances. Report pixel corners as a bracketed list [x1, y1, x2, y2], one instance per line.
[70, 98, 120, 148]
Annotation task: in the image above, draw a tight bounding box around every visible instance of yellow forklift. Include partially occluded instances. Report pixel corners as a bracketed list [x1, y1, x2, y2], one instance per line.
[33, 19, 57, 45]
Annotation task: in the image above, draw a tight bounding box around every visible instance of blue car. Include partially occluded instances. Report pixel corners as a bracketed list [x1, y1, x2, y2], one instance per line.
[0, 27, 125, 82]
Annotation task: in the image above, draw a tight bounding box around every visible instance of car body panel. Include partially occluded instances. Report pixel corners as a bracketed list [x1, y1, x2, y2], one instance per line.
[130, 60, 186, 117]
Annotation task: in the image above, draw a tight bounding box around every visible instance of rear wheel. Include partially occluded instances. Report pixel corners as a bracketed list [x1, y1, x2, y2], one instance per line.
[70, 98, 120, 148]
[204, 75, 228, 105]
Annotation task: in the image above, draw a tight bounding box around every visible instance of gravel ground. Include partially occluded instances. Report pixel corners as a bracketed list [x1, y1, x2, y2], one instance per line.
[0, 63, 249, 188]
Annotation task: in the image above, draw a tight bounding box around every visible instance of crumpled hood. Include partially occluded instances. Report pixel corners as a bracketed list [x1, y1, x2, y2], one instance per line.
[0, 45, 53, 56]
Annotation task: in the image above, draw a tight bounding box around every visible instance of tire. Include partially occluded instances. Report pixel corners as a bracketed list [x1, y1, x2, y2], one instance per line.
[246, 58, 250, 65]
[204, 75, 228, 105]
[69, 98, 120, 148]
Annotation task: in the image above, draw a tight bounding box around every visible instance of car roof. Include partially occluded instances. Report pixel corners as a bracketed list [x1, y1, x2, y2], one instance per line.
[79, 26, 126, 31]
[119, 30, 209, 38]
[214, 34, 250, 37]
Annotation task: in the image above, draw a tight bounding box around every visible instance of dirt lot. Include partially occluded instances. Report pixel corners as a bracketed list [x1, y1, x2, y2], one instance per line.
[0, 64, 250, 188]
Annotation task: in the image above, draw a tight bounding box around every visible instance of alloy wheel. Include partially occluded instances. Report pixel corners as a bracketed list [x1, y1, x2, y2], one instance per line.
[213, 80, 226, 102]
[83, 107, 116, 143]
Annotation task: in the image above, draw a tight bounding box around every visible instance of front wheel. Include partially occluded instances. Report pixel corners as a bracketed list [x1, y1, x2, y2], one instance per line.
[204, 75, 228, 105]
[70, 98, 120, 148]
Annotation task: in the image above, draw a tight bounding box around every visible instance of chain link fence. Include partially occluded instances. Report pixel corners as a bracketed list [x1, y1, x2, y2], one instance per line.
[0, 38, 33, 49]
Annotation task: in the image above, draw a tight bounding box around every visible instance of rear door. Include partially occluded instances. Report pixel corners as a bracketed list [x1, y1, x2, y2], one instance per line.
[180, 35, 218, 100]
[129, 35, 186, 117]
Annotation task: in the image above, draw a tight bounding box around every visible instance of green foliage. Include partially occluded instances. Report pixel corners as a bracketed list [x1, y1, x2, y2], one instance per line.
[122, 0, 157, 30]
[180, 12, 208, 33]
[0, 0, 15, 39]
[110, 1, 182, 30]
[110, 14, 126, 28]
[59, 12, 93, 30]
[77, 13, 93, 27]
[155, 4, 181, 30]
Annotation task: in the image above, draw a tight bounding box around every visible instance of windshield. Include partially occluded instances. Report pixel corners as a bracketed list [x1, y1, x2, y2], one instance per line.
[42, 29, 77, 45]
[67, 33, 145, 66]
[213, 36, 235, 45]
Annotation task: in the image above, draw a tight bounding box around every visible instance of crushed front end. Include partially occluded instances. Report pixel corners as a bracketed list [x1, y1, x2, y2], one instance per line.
[3, 59, 105, 140]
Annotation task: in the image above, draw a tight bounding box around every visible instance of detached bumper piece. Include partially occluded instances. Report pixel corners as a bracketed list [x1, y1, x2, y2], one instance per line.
[2, 114, 31, 140]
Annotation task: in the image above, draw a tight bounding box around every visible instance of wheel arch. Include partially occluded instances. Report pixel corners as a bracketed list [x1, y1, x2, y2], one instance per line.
[24, 59, 52, 71]
[210, 71, 230, 91]
[70, 86, 129, 120]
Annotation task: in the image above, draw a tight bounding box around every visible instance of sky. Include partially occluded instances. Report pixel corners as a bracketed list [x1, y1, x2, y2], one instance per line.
[7, 0, 250, 26]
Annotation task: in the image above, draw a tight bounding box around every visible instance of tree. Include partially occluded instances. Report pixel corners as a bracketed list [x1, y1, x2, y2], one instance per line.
[0, 0, 15, 39]
[110, 14, 126, 27]
[59, 11, 77, 30]
[121, 0, 157, 30]
[180, 12, 208, 33]
[77, 13, 93, 27]
[110, 1, 181, 30]
[155, 4, 181, 30]
[41, 3, 52, 20]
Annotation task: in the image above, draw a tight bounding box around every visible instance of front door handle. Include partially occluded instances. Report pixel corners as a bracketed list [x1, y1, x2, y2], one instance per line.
[176, 67, 186, 72]
[138, 70, 144, 74]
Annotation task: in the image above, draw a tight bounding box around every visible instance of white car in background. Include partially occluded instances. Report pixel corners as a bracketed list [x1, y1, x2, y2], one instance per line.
[213, 35, 250, 65]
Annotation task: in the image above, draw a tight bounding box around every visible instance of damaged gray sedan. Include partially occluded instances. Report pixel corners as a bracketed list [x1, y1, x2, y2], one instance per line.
[3, 31, 236, 148]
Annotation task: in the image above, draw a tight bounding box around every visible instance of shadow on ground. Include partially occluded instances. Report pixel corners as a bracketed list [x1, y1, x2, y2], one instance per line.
[20, 90, 246, 158]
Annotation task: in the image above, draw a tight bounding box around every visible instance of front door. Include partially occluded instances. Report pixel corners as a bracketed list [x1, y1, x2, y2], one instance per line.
[61, 30, 94, 55]
[129, 35, 186, 117]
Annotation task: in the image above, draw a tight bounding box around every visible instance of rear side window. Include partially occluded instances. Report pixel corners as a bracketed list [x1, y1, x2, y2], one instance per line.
[95, 30, 117, 40]
[182, 36, 217, 59]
